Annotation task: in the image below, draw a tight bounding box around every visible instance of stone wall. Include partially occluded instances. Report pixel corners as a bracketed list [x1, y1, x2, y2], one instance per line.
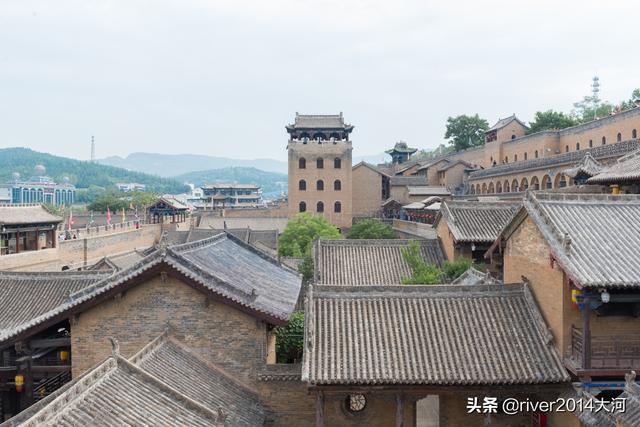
[59, 224, 161, 269]
[0, 224, 161, 271]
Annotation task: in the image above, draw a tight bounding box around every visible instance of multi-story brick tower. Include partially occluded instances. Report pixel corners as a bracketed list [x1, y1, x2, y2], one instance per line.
[286, 113, 353, 229]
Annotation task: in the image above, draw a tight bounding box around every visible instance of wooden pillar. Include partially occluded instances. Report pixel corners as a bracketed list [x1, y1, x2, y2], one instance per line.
[17, 354, 33, 411]
[396, 392, 405, 427]
[582, 298, 591, 369]
[15, 231, 20, 253]
[35, 228, 39, 250]
[315, 391, 324, 427]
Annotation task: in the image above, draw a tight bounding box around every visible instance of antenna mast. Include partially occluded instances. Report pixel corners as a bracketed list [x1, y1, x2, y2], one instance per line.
[91, 136, 96, 162]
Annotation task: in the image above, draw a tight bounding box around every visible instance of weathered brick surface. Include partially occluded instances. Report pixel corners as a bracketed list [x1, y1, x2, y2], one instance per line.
[0, 225, 161, 271]
[504, 216, 640, 359]
[71, 274, 267, 387]
[352, 164, 383, 218]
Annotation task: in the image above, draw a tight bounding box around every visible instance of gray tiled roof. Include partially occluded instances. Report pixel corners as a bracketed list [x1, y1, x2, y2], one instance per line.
[389, 176, 428, 186]
[302, 283, 569, 385]
[6, 354, 225, 426]
[450, 267, 500, 286]
[407, 186, 451, 196]
[563, 152, 602, 178]
[131, 333, 264, 427]
[587, 148, 640, 184]
[0, 204, 62, 225]
[577, 372, 640, 426]
[522, 191, 640, 288]
[438, 200, 521, 243]
[314, 239, 445, 285]
[0, 234, 301, 345]
[89, 250, 148, 271]
[0, 271, 113, 343]
[288, 114, 348, 129]
[486, 114, 527, 132]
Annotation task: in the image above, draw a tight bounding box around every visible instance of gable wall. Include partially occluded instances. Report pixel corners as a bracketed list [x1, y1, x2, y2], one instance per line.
[71, 273, 268, 386]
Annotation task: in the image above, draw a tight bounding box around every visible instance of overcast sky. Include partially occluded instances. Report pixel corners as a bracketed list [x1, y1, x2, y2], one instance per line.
[1, 0, 638, 162]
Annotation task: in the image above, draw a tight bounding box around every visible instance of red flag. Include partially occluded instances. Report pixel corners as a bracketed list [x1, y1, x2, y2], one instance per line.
[106, 207, 112, 226]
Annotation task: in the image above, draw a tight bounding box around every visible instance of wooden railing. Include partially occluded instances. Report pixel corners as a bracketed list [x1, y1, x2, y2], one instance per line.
[571, 325, 640, 370]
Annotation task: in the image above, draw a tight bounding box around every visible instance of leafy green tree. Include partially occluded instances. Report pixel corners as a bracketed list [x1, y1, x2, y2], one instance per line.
[619, 88, 640, 111]
[441, 258, 473, 282]
[130, 190, 159, 210]
[401, 241, 442, 284]
[347, 219, 395, 239]
[278, 213, 341, 257]
[444, 114, 489, 151]
[273, 311, 304, 363]
[87, 191, 129, 212]
[527, 110, 578, 134]
[572, 96, 614, 123]
[412, 144, 454, 160]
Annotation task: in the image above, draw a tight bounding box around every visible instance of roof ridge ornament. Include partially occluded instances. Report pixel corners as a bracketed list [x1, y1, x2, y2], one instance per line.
[562, 233, 572, 253]
[109, 337, 120, 357]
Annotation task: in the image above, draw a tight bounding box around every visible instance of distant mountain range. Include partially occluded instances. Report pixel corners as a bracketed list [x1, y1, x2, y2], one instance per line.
[0, 148, 189, 194]
[174, 167, 287, 197]
[99, 152, 288, 176]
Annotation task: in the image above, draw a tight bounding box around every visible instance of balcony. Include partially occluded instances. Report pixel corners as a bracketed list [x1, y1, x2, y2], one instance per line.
[568, 326, 640, 374]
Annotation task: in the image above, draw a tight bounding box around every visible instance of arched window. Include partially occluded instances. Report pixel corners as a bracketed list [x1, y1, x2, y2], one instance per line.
[521, 177, 529, 191]
[524, 152, 528, 160]
[488, 182, 495, 193]
[633, 129, 638, 139]
[299, 201, 306, 212]
[334, 201, 341, 213]
[531, 176, 540, 190]
[316, 201, 324, 213]
[504, 180, 510, 193]
[496, 181, 502, 193]
[512, 179, 519, 192]
[504, 156, 508, 163]
[602, 136, 606, 145]
[317, 180, 324, 191]
[589, 139, 593, 148]
[511, 134, 516, 140]
[317, 158, 324, 169]
[576, 142, 580, 150]
[617, 132, 622, 142]
[299, 158, 306, 169]
[542, 175, 552, 189]
[334, 158, 341, 169]
[534, 150, 539, 159]
[334, 180, 341, 191]
[514, 154, 518, 162]
[565, 145, 569, 153]
[298, 180, 306, 191]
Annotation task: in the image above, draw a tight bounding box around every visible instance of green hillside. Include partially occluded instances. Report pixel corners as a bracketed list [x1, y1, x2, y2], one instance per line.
[174, 167, 287, 197]
[0, 147, 189, 194]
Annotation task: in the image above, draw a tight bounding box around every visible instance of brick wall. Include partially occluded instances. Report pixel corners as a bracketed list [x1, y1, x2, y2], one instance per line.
[435, 219, 456, 262]
[352, 165, 383, 217]
[503, 216, 568, 352]
[71, 274, 268, 387]
[288, 141, 353, 228]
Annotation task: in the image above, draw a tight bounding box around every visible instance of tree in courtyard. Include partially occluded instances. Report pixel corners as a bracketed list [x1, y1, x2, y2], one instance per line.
[444, 114, 489, 151]
[401, 241, 442, 284]
[527, 110, 579, 134]
[278, 213, 341, 281]
[347, 219, 395, 239]
[273, 311, 304, 363]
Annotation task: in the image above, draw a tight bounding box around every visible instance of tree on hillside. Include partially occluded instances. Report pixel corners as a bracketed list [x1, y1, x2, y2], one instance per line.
[87, 191, 130, 212]
[347, 219, 395, 239]
[444, 114, 489, 151]
[527, 110, 579, 134]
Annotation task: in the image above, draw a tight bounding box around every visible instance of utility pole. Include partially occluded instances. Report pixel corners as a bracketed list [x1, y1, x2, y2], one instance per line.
[90, 136, 96, 162]
[591, 76, 600, 120]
